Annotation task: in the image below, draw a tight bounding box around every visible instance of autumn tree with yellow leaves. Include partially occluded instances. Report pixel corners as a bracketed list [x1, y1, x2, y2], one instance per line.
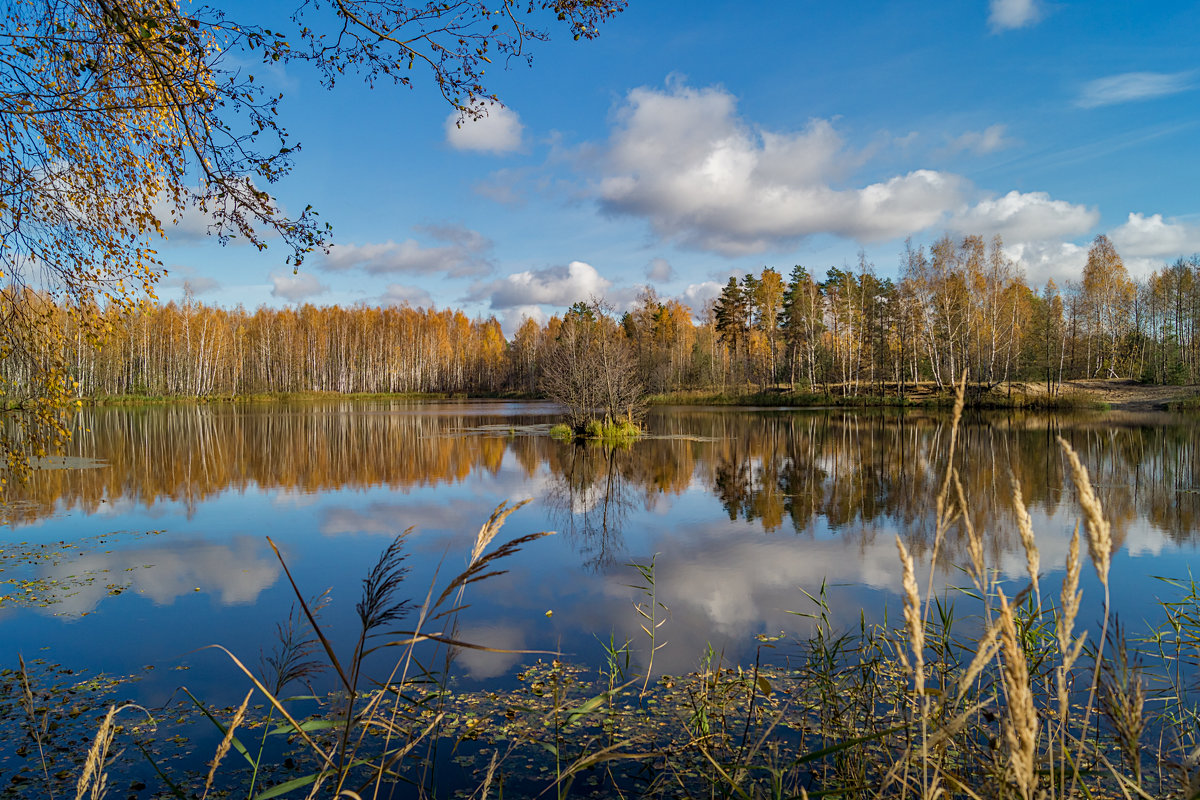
[0, 0, 626, 485]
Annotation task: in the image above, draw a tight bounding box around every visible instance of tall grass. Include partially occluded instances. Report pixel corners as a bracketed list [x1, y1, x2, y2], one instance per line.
[21, 374, 1200, 797]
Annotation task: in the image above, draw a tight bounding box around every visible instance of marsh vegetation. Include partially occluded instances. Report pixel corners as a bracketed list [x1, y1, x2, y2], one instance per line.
[4, 396, 1200, 797]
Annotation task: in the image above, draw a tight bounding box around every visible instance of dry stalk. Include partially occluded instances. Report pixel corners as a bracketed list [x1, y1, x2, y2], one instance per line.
[1056, 436, 1112, 587]
[896, 536, 925, 699]
[302, 771, 328, 799]
[1056, 525, 1086, 715]
[202, 689, 253, 800]
[955, 470, 987, 594]
[1009, 470, 1040, 604]
[928, 373, 968, 599]
[926, 698, 993, 752]
[470, 498, 531, 566]
[17, 654, 54, 799]
[1098, 622, 1146, 784]
[477, 749, 500, 799]
[1056, 438, 1115, 799]
[906, 371, 966, 800]
[957, 620, 1001, 702]
[75, 705, 118, 800]
[997, 589, 1038, 800]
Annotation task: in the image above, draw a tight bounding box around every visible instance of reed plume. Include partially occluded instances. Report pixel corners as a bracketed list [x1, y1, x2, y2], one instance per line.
[896, 536, 924, 698]
[357, 529, 413, 634]
[1056, 436, 1112, 587]
[1056, 525, 1086, 727]
[1009, 470, 1040, 603]
[74, 705, 117, 800]
[997, 589, 1037, 800]
[1098, 620, 1145, 784]
[954, 471, 986, 593]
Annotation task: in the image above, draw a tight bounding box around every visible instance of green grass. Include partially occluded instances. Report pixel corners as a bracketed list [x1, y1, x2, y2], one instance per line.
[1168, 394, 1200, 411]
[648, 386, 1107, 410]
[555, 418, 642, 442]
[646, 389, 897, 407]
[79, 389, 540, 407]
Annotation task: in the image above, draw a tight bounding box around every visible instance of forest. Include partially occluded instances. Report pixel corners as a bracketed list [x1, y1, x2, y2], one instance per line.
[3, 233, 1200, 401]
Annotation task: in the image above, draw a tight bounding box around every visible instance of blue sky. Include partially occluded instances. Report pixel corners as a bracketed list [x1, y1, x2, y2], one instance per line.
[157, 0, 1200, 332]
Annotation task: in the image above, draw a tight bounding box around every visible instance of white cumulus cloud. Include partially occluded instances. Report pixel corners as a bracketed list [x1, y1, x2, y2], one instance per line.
[596, 82, 969, 255]
[500, 305, 548, 335]
[988, 0, 1043, 32]
[445, 103, 524, 154]
[1003, 240, 1089, 288]
[270, 271, 329, 302]
[681, 281, 723, 313]
[469, 260, 612, 309]
[1077, 71, 1196, 109]
[322, 225, 493, 278]
[949, 190, 1098, 241]
[1109, 213, 1200, 260]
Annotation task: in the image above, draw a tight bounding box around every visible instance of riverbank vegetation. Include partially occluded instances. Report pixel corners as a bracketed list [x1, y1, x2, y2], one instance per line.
[4, 233, 1200, 482]
[541, 302, 646, 437]
[4, 236, 1200, 410]
[8, 384, 1200, 798]
[646, 383, 1106, 409]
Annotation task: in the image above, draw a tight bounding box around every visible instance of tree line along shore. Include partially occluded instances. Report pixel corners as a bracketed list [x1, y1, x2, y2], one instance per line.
[4, 234, 1200, 411]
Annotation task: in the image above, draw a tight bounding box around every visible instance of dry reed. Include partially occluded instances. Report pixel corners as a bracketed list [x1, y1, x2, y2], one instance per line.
[74, 705, 117, 800]
[957, 620, 1000, 702]
[997, 589, 1037, 800]
[49, 411, 1188, 800]
[1056, 435, 1112, 586]
[896, 536, 925, 698]
[202, 689, 253, 800]
[1054, 524, 1087, 749]
[17, 654, 53, 797]
[1009, 471, 1040, 603]
[955, 471, 987, 593]
[470, 498, 531, 566]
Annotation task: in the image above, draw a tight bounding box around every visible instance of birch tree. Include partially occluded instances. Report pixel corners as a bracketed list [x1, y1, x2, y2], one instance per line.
[0, 0, 626, 483]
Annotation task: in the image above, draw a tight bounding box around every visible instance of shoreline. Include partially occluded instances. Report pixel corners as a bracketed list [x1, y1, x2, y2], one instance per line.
[65, 378, 1200, 412]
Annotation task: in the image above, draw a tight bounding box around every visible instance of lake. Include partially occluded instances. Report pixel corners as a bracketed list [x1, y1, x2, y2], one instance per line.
[2, 400, 1199, 792]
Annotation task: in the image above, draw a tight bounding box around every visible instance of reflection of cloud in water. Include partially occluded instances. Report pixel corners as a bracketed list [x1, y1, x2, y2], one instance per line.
[569, 485, 605, 515]
[593, 506, 1134, 677]
[318, 490, 553, 556]
[1122, 519, 1170, 557]
[89, 496, 153, 518]
[453, 623, 527, 679]
[271, 490, 321, 509]
[38, 536, 279, 616]
[320, 502, 497, 542]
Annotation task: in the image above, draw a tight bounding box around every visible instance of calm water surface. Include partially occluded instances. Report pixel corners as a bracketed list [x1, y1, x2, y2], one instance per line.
[3, 400, 1200, 706]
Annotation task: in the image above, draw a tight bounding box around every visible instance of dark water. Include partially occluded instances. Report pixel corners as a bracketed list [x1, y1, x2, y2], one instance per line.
[2, 400, 1199, 707]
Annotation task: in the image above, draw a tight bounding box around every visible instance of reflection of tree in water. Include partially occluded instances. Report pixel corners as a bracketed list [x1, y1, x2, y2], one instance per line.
[544, 442, 637, 573]
[685, 408, 1200, 570]
[9, 403, 1200, 565]
[1, 401, 523, 524]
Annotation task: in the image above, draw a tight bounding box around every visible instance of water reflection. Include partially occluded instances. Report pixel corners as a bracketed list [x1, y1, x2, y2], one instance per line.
[544, 444, 638, 572]
[32, 536, 281, 616]
[4, 401, 1200, 692]
[3, 401, 520, 524]
[7, 403, 1200, 559]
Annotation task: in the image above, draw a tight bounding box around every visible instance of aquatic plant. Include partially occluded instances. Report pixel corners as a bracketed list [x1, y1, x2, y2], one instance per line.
[17, 374, 1200, 798]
